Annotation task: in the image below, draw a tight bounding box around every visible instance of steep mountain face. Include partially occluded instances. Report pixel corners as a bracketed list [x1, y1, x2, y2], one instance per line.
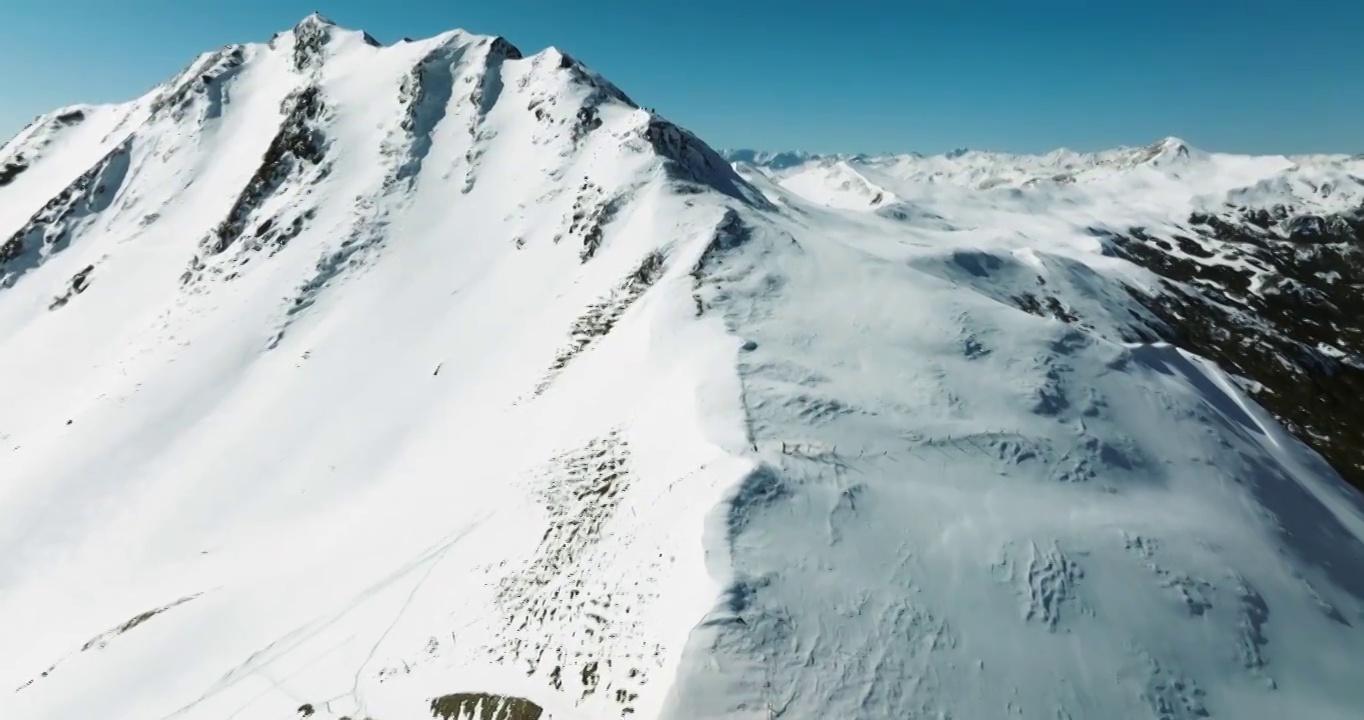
[1, 15, 1362, 720]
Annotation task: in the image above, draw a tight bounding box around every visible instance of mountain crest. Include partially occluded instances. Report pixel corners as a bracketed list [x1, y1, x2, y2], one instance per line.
[294, 11, 336, 30]
[288, 12, 335, 70]
[1139, 135, 1198, 166]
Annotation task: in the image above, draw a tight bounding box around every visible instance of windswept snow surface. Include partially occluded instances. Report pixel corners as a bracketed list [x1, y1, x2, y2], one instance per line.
[1, 15, 1363, 720]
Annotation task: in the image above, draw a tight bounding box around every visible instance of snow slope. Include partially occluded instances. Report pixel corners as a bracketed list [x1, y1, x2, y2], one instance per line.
[729, 144, 1364, 492]
[1, 14, 1362, 720]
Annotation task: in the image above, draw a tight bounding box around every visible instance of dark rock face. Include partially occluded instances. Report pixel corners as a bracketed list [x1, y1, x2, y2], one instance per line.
[53, 110, 86, 125]
[1104, 204, 1364, 491]
[489, 36, 523, 62]
[0, 237, 21, 265]
[0, 157, 27, 186]
[430, 693, 543, 720]
[692, 209, 752, 278]
[49, 264, 96, 310]
[291, 16, 333, 72]
[208, 87, 326, 255]
[1, 139, 132, 286]
[150, 46, 247, 121]
[561, 180, 623, 263]
[643, 118, 770, 209]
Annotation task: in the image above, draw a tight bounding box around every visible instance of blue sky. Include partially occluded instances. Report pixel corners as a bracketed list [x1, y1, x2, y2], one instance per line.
[2, 0, 1360, 155]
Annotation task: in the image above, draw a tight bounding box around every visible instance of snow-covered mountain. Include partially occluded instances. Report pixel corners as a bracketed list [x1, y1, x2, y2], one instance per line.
[2, 14, 1362, 720]
[727, 143, 1364, 494]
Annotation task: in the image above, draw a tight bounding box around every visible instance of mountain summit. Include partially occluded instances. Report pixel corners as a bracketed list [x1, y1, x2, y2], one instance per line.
[2, 16, 1364, 720]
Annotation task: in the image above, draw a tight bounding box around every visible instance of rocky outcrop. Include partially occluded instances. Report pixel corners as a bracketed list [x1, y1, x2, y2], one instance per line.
[289, 14, 334, 72]
[430, 693, 543, 720]
[1105, 204, 1364, 490]
[642, 118, 771, 209]
[533, 251, 667, 397]
[0, 156, 28, 186]
[149, 46, 247, 121]
[1, 138, 132, 287]
[206, 86, 325, 256]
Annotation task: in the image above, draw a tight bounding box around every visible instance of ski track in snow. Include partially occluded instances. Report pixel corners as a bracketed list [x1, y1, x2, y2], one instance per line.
[1, 12, 1363, 720]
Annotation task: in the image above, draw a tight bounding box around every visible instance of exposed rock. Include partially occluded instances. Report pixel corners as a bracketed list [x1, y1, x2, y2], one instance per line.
[149, 46, 247, 120]
[0, 157, 27, 186]
[207, 86, 325, 255]
[1, 139, 132, 287]
[533, 251, 667, 397]
[1108, 204, 1364, 490]
[642, 117, 771, 208]
[49, 264, 96, 310]
[430, 693, 543, 720]
[291, 14, 334, 71]
[53, 109, 86, 125]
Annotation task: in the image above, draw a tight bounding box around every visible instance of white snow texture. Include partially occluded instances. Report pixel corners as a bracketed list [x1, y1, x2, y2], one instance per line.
[1, 14, 1363, 720]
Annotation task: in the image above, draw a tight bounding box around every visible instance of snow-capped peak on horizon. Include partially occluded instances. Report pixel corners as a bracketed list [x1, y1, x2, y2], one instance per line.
[299, 10, 336, 26]
[1, 14, 1363, 720]
[725, 135, 1360, 169]
[723, 135, 1364, 218]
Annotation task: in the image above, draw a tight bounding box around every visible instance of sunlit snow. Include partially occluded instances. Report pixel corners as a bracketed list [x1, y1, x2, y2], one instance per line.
[1, 14, 1362, 720]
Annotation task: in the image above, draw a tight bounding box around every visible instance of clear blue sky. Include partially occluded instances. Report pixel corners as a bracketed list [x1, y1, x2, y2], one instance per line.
[2, 0, 1360, 155]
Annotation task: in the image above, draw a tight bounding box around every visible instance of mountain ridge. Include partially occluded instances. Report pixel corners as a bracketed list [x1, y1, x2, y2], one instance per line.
[724, 138, 1362, 168]
[725, 143, 1364, 494]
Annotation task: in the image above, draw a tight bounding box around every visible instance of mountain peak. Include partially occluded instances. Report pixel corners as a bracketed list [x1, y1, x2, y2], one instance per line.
[280, 11, 382, 69]
[1154, 135, 1192, 155]
[294, 11, 336, 31]
[1135, 135, 1204, 168]
[280, 11, 382, 53]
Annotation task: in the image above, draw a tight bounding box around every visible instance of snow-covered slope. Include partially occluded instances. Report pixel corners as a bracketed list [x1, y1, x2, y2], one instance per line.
[730, 144, 1364, 493]
[1, 14, 1362, 720]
